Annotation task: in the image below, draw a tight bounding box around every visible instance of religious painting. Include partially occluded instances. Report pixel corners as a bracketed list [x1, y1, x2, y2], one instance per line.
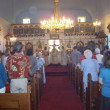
[66, 42, 72, 55]
[85, 27, 91, 33]
[50, 34, 59, 39]
[80, 26, 85, 33]
[91, 26, 95, 33]
[38, 43, 42, 49]
[67, 43, 71, 48]
[39, 29, 45, 33]
[35, 28, 39, 33]
[85, 24, 91, 33]
[28, 26, 34, 34]
[75, 27, 79, 33]
[13, 29, 19, 35]
[87, 41, 95, 52]
[18, 26, 23, 34]
[36, 41, 44, 52]
[24, 26, 29, 34]
[25, 42, 33, 53]
[76, 41, 84, 54]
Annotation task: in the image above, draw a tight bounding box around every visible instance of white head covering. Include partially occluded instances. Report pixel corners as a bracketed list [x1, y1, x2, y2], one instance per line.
[38, 52, 42, 57]
[84, 49, 92, 58]
[95, 48, 100, 54]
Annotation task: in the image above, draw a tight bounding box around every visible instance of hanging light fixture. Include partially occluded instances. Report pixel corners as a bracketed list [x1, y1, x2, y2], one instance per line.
[0, 27, 2, 31]
[40, 0, 74, 32]
[93, 0, 101, 27]
[93, 19, 101, 26]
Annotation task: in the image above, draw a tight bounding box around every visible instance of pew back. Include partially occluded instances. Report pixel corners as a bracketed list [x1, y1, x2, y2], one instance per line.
[0, 92, 31, 110]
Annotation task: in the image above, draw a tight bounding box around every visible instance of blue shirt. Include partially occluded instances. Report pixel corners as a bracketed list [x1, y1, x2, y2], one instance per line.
[99, 68, 110, 97]
[0, 63, 8, 89]
[81, 58, 99, 91]
[36, 57, 45, 70]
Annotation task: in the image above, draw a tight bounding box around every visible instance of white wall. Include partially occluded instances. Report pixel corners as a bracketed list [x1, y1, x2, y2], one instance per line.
[0, 17, 11, 52]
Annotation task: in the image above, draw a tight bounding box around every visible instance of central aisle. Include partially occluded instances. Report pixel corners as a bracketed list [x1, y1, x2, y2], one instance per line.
[39, 75, 85, 110]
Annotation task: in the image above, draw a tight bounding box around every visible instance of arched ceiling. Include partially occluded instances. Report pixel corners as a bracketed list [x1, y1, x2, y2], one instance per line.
[0, 0, 109, 23]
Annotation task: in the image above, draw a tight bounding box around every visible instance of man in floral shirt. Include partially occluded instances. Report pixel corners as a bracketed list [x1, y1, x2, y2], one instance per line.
[6, 42, 33, 93]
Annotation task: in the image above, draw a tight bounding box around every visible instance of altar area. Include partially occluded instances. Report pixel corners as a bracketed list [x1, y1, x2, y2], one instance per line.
[4, 22, 107, 66]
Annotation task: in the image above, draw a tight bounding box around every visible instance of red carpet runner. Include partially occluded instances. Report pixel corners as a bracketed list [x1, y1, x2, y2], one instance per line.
[39, 76, 85, 110]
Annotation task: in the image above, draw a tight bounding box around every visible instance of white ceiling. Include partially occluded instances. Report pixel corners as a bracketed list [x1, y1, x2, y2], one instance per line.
[0, 0, 110, 23]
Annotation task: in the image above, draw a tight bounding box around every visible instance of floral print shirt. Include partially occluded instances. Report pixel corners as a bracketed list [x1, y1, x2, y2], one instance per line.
[6, 52, 32, 79]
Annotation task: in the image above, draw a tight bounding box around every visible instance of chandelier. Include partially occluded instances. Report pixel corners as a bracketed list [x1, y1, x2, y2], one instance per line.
[40, 0, 74, 32]
[93, 19, 101, 26]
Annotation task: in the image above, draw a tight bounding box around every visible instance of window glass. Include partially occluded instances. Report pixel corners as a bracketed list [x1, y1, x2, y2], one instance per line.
[23, 18, 30, 24]
[78, 16, 86, 22]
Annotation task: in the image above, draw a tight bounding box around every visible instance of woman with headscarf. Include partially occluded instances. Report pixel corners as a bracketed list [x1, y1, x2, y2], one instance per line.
[95, 48, 103, 70]
[80, 49, 99, 92]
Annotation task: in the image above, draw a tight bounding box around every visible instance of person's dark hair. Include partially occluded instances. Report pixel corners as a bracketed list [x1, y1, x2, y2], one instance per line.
[14, 42, 23, 52]
[26, 49, 33, 56]
[103, 51, 110, 68]
[105, 45, 109, 50]
[11, 50, 15, 55]
[5, 48, 10, 56]
[74, 46, 77, 49]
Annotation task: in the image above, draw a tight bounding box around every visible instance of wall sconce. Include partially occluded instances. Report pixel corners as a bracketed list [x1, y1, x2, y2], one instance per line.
[0, 27, 2, 31]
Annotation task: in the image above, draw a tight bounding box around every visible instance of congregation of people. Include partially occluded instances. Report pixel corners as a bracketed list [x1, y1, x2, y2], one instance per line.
[70, 45, 110, 110]
[0, 41, 46, 93]
[0, 41, 110, 110]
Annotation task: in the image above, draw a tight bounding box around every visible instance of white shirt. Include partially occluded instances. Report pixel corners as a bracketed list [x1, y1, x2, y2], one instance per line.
[96, 54, 103, 64]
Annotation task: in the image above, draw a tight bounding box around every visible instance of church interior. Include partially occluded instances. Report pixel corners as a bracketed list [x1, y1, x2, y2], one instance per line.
[0, 0, 110, 110]
[0, 0, 110, 56]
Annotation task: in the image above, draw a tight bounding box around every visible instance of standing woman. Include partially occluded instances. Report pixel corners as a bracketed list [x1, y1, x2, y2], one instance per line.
[26, 49, 37, 74]
[36, 52, 46, 85]
[99, 51, 110, 110]
[2, 48, 11, 67]
[80, 49, 99, 92]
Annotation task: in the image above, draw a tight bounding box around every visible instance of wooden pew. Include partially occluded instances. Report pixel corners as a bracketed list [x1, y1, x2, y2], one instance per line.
[68, 62, 73, 81]
[72, 65, 77, 90]
[86, 73, 99, 110]
[0, 85, 31, 110]
[76, 67, 81, 95]
[75, 67, 85, 105]
[79, 70, 85, 105]
[94, 84, 102, 110]
[0, 74, 42, 110]
[30, 76, 39, 110]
